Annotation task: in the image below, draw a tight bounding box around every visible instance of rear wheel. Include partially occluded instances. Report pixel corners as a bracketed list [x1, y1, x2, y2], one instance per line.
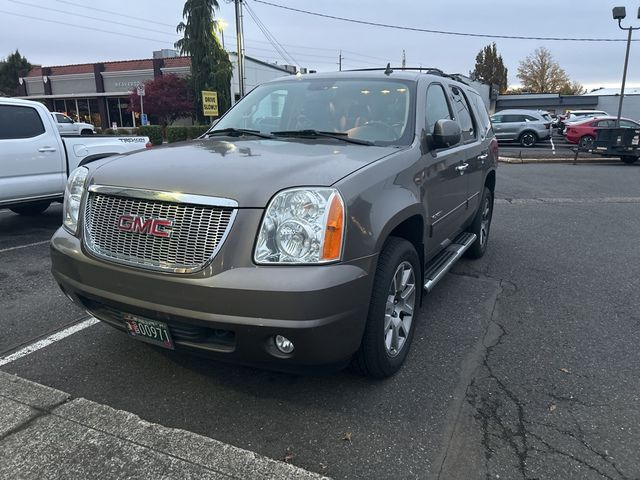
[519, 131, 537, 147]
[579, 135, 595, 150]
[621, 155, 638, 164]
[465, 187, 494, 259]
[9, 201, 51, 216]
[353, 237, 420, 378]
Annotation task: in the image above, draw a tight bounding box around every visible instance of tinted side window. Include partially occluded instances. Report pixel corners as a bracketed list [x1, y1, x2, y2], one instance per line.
[596, 120, 614, 128]
[0, 105, 45, 139]
[469, 91, 491, 136]
[502, 115, 525, 123]
[425, 83, 452, 135]
[524, 115, 540, 122]
[620, 120, 639, 128]
[449, 86, 475, 141]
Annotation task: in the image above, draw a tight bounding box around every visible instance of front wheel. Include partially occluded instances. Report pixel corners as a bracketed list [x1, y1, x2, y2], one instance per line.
[353, 237, 420, 378]
[9, 201, 51, 216]
[579, 135, 595, 150]
[465, 187, 494, 259]
[621, 155, 638, 164]
[519, 131, 537, 147]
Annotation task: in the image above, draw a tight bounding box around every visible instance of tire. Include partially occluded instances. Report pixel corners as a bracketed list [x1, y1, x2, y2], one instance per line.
[579, 135, 595, 150]
[519, 131, 537, 147]
[464, 187, 494, 259]
[80, 129, 93, 136]
[353, 237, 420, 378]
[621, 155, 638, 164]
[9, 201, 51, 216]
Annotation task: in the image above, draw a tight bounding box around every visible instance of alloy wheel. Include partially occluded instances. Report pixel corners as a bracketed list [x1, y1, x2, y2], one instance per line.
[384, 261, 416, 357]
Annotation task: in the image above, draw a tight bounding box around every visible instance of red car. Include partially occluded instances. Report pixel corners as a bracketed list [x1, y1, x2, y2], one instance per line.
[564, 116, 640, 149]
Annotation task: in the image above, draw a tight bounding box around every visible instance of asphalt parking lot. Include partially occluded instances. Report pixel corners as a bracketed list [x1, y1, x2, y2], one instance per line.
[1, 162, 639, 479]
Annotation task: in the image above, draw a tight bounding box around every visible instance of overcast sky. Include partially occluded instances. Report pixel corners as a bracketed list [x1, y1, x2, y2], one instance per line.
[1, 0, 639, 90]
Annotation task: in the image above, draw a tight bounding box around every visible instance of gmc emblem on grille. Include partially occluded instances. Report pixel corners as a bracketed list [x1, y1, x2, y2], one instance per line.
[117, 215, 174, 238]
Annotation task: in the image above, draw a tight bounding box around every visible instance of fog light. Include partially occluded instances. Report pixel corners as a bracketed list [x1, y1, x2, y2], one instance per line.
[274, 335, 294, 354]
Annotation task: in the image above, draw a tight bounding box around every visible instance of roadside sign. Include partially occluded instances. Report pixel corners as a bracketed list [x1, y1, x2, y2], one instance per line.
[202, 90, 219, 117]
[137, 84, 145, 97]
[141, 113, 148, 126]
[112, 122, 118, 130]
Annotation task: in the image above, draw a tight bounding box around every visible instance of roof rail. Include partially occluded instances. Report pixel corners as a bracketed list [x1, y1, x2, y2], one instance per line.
[343, 66, 470, 85]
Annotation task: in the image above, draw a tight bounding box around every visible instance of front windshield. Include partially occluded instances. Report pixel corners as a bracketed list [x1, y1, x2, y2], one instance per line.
[213, 78, 415, 145]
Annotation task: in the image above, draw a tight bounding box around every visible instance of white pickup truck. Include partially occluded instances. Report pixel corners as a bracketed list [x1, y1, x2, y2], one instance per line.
[51, 112, 95, 136]
[0, 98, 151, 215]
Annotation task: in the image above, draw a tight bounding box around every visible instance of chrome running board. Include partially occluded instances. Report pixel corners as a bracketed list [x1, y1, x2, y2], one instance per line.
[423, 232, 477, 292]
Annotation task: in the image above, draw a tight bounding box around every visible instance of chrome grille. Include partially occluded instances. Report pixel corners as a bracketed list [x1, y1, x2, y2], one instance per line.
[83, 191, 235, 273]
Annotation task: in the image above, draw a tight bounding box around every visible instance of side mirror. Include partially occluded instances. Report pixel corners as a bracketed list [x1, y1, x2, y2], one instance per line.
[432, 119, 461, 148]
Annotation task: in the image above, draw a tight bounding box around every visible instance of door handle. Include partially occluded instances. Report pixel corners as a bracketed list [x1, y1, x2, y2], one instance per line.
[455, 163, 469, 174]
[477, 153, 488, 161]
[38, 147, 57, 153]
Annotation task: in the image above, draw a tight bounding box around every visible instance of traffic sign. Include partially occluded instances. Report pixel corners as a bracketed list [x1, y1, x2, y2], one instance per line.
[141, 113, 148, 126]
[202, 90, 219, 117]
[137, 84, 145, 97]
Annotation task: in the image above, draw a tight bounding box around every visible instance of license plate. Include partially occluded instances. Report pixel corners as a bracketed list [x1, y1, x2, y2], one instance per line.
[124, 314, 174, 349]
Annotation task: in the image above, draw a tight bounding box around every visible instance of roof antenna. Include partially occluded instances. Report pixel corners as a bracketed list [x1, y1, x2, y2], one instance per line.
[384, 63, 393, 76]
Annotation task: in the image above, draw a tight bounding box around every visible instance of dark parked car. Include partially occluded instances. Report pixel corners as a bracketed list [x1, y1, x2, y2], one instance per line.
[51, 68, 498, 377]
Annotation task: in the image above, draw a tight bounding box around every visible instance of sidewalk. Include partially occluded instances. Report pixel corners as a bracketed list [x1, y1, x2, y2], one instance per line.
[0, 371, 329, 480]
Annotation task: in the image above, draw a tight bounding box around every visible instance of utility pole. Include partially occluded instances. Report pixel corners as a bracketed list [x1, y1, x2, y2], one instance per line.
[235, 0, 246, 98]
[401, 50, 406, 69]
[338, 50, 342, 71]
[612, 6, 640, 127]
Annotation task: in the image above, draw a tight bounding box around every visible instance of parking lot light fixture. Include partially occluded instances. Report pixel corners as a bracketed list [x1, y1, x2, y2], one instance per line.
[613, 6, 640, 127]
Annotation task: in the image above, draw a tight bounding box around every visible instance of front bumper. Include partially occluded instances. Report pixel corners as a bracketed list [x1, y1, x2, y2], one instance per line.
[51, 227, 376, 369]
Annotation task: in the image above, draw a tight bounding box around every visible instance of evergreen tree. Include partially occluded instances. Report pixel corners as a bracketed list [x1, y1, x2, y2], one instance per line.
[471, 43, 508, 94]
[0, 50, 32, 96]
[175, 0, 232, 123]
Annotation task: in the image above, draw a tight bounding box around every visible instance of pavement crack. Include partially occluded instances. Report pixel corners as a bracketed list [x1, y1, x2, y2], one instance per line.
[0, 392, 71, 443]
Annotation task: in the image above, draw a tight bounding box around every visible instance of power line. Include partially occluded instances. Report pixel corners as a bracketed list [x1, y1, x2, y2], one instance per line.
[244, 2, 300, 66]
[55, 0, 176, 28]
[0, 10, 175, 44]
[252, 0, 638, 43]
[9, 0, 176, 37]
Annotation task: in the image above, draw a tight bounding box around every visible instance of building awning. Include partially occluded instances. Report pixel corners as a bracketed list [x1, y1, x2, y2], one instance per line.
[15, 92, 132, 100]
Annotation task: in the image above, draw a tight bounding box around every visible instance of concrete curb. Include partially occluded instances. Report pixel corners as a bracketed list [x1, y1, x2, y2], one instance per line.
[498, 156, 619, 164]
[0, 371, 329, 480]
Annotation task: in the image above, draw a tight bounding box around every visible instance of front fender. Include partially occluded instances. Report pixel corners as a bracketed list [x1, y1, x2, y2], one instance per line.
[342, 181, 426, 261]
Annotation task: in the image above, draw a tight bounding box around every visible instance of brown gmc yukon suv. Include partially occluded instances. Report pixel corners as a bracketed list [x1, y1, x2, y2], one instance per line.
[51, 68, 498, 377]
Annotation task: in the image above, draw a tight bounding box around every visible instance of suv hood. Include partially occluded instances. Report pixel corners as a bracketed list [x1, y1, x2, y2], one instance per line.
[90, 138, 400, 207]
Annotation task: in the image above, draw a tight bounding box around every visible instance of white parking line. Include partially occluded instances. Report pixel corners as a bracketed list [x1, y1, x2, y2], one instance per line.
[0, 240, 50, 254]
[0, 317, 99, 366]
[550, 134, 556, 155]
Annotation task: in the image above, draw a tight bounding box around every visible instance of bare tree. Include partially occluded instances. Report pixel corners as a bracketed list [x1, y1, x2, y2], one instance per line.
[517, 47, 575, 93]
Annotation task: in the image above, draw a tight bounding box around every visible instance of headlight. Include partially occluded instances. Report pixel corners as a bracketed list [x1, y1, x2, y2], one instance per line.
[63, 166, 89, 234]
[255, 188, 345, 264]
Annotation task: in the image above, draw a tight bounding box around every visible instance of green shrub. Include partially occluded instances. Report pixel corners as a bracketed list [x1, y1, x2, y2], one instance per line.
[188, 125, 209, 139]
[103, 128, 116, 135]
[167, 126, 189, 143]
[139, 125, 163, 146]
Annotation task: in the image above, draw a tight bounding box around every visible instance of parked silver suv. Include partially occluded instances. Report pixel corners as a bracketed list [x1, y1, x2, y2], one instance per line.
[490, 109, 551, 147]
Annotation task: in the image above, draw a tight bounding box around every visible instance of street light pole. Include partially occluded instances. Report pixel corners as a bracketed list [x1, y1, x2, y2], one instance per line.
[235, 0, 246, 98]
[613, 7, 640, 127]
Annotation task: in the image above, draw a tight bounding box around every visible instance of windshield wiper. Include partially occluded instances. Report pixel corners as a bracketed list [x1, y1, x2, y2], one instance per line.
[271, 129, 373, 145]
[205, 128, 274, 139]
